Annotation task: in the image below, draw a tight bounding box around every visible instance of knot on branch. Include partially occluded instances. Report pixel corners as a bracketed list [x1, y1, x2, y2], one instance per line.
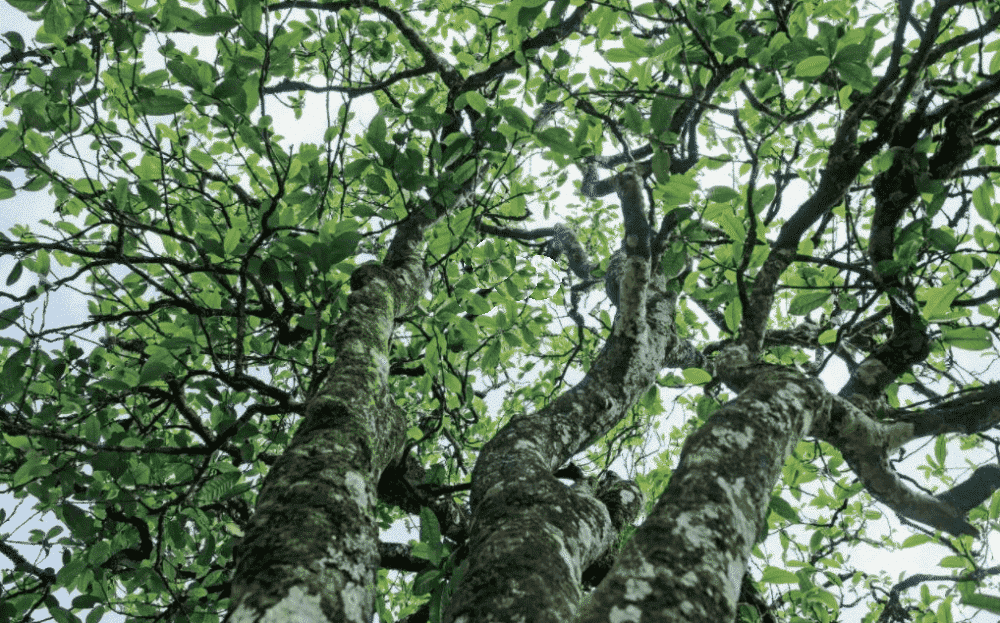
[937, 465, 1000, 523]
[581, 471, 644, 588]
[872, 146, 924, 210]
[604, 249, 624, 309]
[542, 223, 596, 280]
[930, 109, 976, 179]
[614, 166, 651, 259]
[350, 262, 395, 291]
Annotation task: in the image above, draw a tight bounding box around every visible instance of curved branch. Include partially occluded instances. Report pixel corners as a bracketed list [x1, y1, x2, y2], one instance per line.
[822, 396, 983, 537]
[269, 0, 463, 86]
[463, 3, 592, 91]
[263, 66, 435, 97]
[899, 383, 1000, 437]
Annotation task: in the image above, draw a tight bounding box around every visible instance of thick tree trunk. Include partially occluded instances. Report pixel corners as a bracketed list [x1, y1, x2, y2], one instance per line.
[227, 259, 427, 623]
[577, 369, 830, 622]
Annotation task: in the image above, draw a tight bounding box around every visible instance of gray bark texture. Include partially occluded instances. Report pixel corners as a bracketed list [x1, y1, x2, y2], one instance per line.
[228, 256, 427, 623]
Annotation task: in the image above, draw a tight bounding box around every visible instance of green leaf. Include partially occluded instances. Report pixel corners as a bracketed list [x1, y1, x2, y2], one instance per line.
[921, 283, 958, 319]
[500, 106, 533, 132]
[752, 184, 776, 210]
[3, 434, 30, 450]
[795, 56, 830, 78]
[768, 495, 799, 522]
[48, 359, 66, 380]
[213, 75, 243, 99]
[367, 113, 387, 147]
[682, 368, 712, 384]
[623, 30, 653, 57]
[344, 158, 372, 179]
[623, 104, 644, 134]
[419, 506, 443, 566]
[188, 15, 239, 34]
[818, 329, 837, 344]
[138, 91, 188, 116]
[837, 62, 875, 92]
[0, 130, 21, 159]
[972, 182, 997, 222]
[927, 228, 958, 252]
[167, 58, 212, 91]
[365, 173, 392, 196]
[0, 305, 23, 331]
[223, 227, 241, 255]
[43, 0, 70, 37]
[789, 291, 830, 316]
[482, 340, 501, 371]
[137, 182, 161, 209]
[138, 359, 171, 386]
[6, 261, 22, 286]
[707, 186, 741, 203]
[651, 150, 672, 182]
[901, 534, 933, 548]
[724, 299, 741, 331]
[138, 155, 163, 181]
[412, 569, 442, 596]
[651, 96, 677, 134]
[35, 250, 49, 276]
[536, 127, 576, 156]
[460, 91, 487, 114]
[761, 566, 798, 584]
[0, 347, 30, 395]
[961, 592, 1000, 615]
[714, 35, 742, 57]
[260, 257, 280, 284]
[463, 292, 493, 315]
[934, 434, 947, 465]
[315, 232, 360, 268]
[661, 173, 698, 204]
[940, 326, 991, 351]
[834, 44, 870, 64]
[13, 455, 54, 487]
[604, 47, 639, 63]
[5, 0, 43, 11]
[3, 31, 25, 50]
[71, 595, 101, 610]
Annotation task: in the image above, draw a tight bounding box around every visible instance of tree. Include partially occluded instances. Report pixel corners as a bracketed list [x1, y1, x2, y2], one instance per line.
[2, 0, 1000, 619]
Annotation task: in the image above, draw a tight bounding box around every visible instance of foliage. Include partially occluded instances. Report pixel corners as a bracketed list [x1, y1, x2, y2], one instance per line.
[1, 0, 1000, 620]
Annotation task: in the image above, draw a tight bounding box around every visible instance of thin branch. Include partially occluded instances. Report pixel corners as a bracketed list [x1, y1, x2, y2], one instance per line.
[263, 65, 434, 97]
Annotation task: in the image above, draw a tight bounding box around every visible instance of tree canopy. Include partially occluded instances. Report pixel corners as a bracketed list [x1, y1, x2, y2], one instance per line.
[2, 0, 1000, 621]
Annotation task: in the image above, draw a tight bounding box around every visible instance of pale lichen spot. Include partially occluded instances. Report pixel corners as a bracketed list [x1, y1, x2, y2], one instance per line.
[343, 471, 369, 507]
[676, 511, 718, 546]
[726, 559, 745, 607]
[512, 438, 542, 454]
[857, 358, 891, 385]
[624, 577, 653, 601]
[609, 604, 642, 623]
[712, 476, 744, 508]
[627, 553, 658, 578]
[373, 351, 389, 378]
[252, 586, 324, 623]
[680, 570, 700, 587]
[714, 424, 755, 449]
[620, 488, 639, 505]
[341, 581, 371, 623]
